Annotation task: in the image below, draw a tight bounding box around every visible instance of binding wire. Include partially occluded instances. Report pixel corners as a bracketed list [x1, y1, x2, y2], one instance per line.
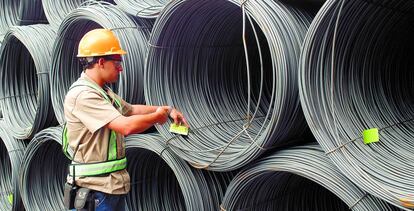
[0, 121, 27, 211]
[50, 1, 153, 125]
[19, 126, 68, 211]
[41, 0, 115, 27]
[114, 0, 169, 18]
[0, 24, 58, 139]
[125, 133, 234, 211]
[221, 144, 400, 211]
[299, 0, 414, 209]
[145, 0, 312, 171]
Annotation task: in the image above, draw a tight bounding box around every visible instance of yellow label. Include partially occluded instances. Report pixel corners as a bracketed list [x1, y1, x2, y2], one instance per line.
[8, 194, 13, 204]
[363, 128, 379, 144]
[169, 123, 189, 135]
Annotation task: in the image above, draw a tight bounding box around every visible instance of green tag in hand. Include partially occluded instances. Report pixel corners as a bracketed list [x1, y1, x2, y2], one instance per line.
[169, 123, 189, 136]
[363, 128, 379, 144]
[8, 193, 13, 204]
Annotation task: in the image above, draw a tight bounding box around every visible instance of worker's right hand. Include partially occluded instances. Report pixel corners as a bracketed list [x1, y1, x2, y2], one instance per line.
[155, 107, 169, 124]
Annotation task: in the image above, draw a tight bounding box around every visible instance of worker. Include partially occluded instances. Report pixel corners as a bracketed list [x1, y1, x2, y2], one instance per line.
[62, 28, 188, 211]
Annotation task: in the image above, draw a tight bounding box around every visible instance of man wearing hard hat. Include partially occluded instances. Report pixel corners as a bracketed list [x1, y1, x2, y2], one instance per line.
[62, 28, 188, 211]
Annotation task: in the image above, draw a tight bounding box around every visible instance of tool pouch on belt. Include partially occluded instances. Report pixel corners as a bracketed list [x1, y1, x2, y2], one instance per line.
[63, 182, 78, 209]
[75, 188, 95, 211]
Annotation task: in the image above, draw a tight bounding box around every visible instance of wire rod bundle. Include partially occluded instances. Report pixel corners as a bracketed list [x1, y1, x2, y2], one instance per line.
[114, 0, 169, 18]
[41, 0, 115, 27]
[18, 126, 234, 210]
[221, 144, 400, 211]
[0, 0, 48, 34]
[299, 0, 414, 209]
[19, 126, 68, 211]
[0, 0, 19, 35]
[0, 24, 58, 139]
[145, 0, 312, 171]
[18, 0, 48, 25]
[125, 133, 234, 211]
[0, 121, 27, 211]
[50, 1, 153, 125]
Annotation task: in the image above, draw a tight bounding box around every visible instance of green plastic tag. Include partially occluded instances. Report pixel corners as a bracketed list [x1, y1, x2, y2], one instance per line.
[363, 128, 379, 144]
[169, 123, 189, 136]
[8, 194, 13, 204]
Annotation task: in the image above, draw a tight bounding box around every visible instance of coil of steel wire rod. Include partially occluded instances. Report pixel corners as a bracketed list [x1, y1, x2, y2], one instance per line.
[19, 127, 234, 210]
[114, 0, 169, 18]
[19, 126, 68, 210]
[50, 1, 153, 125]
[0, 24, 58, 139]
[126, 133, 234, 210]
[0, 41, 2, 120]
[145, 0, 313, 171]
[41, 0, 115, 27]
[18, 0, 48, 25]
[0, 1, 19, 34]
[299, 0, 414, 209]
[221, 144, 400, 211]
[0, 121, 27, 211]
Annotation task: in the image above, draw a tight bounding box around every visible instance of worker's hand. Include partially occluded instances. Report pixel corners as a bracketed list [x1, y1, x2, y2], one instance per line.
[169, 108, 189, 128]
[155, 107, 169, 124]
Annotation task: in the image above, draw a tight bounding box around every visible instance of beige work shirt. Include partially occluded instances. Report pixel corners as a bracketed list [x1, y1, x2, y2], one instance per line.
[64, 72, 132, 194]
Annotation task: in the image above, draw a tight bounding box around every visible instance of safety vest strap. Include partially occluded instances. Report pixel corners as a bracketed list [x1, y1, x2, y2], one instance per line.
[62, 125, 72, 159]
[108, 130, 117, 160]
[69, 157, 127, 177]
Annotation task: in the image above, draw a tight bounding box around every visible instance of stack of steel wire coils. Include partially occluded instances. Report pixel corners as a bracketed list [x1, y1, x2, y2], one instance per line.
[145, 0, 312, 171]
[0, 24, 58, 139]
[50, 1, 153, 124]
[299, 0, 414, 209]
[126, 133, 234, 210]
[221, 144, 399, 211]
[114, 0, 169, 18]
[41, 0, 114, 27]
[19, 126, 234, 210]
[0, 121, 27, 211]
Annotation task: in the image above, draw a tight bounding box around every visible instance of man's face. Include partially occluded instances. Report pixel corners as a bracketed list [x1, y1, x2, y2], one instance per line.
[100, 55, 123, 83]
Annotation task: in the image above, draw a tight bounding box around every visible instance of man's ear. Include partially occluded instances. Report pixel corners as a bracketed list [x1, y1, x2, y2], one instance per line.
[97, 58, 105, 67]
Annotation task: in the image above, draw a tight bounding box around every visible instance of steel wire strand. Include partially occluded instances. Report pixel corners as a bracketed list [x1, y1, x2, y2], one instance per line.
[125, 133, 235, 211]
[114, 0, 169, 18]
[19, 126, 69, 211]
[41, 0, 115, 27]
[221, 144, 401, 211]
[50, 1, 153, 125]
[299, 0, 414, 209]
[0, 24, 58, 140]
[0, 121, 27, 211]
[145, 0, 312, 171]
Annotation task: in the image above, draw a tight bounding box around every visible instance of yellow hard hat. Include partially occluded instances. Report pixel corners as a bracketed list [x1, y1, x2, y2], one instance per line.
[77, 28, 127, 57]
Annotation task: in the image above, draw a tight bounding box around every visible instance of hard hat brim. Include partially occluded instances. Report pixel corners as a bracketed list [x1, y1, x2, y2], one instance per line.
[76, 49, 127, 57]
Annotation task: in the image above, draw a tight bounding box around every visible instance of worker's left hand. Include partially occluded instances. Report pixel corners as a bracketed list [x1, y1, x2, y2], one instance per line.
[170, 108, 189, 128]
